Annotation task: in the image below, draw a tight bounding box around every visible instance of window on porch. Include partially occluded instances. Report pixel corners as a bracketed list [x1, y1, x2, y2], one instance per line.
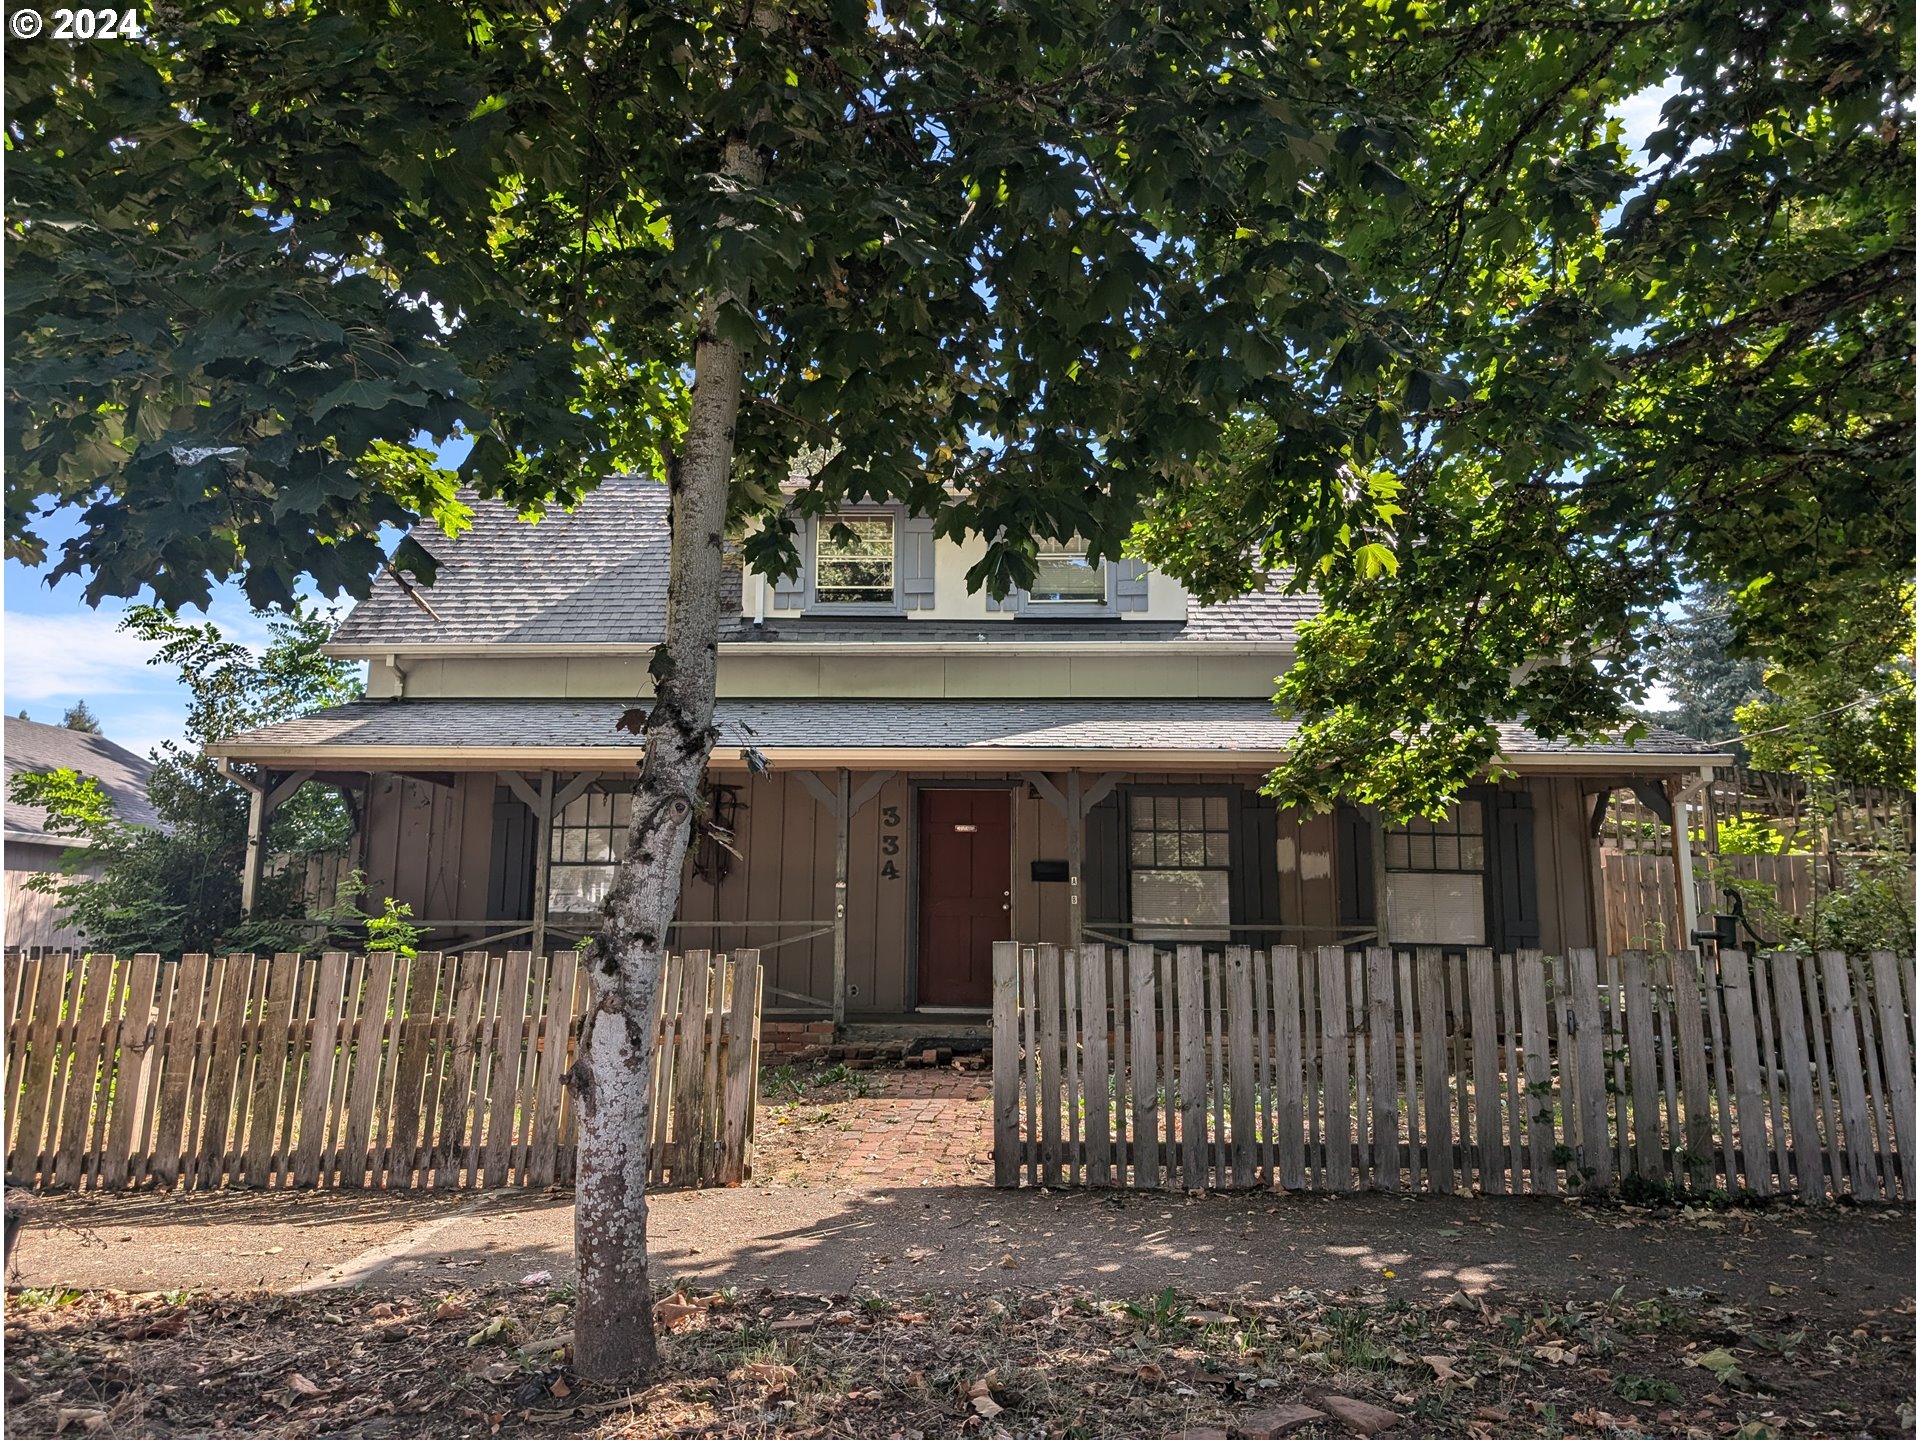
[1127, 793, 1231, 941]
[1383, 802, 1487, 944]
[547, 787, 633, 917]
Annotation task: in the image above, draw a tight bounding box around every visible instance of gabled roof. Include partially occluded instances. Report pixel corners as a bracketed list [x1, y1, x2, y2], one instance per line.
[328, 475, 1319, 652]
[4, 716, 160, 843]
[214, 697, 1718, 772]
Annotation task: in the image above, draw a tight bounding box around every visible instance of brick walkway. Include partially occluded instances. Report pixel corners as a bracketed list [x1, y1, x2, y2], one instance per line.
[753, 1068, 994, 1189]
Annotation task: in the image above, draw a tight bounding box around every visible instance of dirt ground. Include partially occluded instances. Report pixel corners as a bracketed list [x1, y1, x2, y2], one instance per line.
[5, 1069, 1916, 1436]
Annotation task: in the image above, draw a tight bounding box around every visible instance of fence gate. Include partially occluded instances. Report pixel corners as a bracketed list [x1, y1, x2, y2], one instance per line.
[991, 940, 1915, 1202]
[4, 947, 761, 1192]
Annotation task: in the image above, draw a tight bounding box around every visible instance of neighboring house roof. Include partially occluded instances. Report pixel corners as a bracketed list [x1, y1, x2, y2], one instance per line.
[327, 475, 1320, 652]
[4, 716, 161, 844]
[214, 698, 1717, 771]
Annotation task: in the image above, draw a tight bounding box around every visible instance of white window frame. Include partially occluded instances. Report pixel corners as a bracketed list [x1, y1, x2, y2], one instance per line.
[809, 510, 901, 612]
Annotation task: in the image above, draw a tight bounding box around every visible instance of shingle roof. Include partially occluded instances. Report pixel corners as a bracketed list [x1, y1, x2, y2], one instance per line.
[216, 698, 1715, 764]
[331, 475, 679, 647]
[329, 477, 1317, 650]
[5, 717, 160, 842]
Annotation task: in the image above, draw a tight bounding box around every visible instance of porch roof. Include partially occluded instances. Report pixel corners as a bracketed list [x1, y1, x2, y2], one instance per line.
[213, 698, 1722, 774]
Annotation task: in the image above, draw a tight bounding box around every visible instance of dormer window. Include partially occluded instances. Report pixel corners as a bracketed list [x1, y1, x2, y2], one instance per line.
[1030, 537, 1106, 605]
[814, 513, 897, 605]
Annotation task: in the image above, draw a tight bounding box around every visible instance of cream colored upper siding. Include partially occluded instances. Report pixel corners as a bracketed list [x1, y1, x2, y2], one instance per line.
[362, 648, 1285, 700]
[744, 526, 1193, 622]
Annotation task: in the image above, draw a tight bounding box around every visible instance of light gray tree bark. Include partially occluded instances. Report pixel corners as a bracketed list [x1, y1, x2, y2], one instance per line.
[570, 130, 763, 1380]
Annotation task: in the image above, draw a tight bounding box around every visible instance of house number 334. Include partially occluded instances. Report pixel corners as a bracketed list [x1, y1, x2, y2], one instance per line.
[879, 805, 901, 879]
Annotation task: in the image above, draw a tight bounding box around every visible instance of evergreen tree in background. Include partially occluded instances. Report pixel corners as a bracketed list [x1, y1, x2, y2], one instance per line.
[1646, 587, 1769, 745]
[59, 699, 102, 733]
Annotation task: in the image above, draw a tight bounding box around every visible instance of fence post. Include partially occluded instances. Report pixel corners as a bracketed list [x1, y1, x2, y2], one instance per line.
[991, 941, 1020, 1187]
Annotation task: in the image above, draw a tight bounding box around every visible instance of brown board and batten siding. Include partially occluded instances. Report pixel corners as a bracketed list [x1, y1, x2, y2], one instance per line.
[354, 767, 1605, 1019]
[359, 773, 497, 925]
[1529, 775, 1599, 952]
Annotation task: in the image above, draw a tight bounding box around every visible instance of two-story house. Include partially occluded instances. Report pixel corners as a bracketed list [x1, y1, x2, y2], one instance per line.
[214, 476, 1721, 1027]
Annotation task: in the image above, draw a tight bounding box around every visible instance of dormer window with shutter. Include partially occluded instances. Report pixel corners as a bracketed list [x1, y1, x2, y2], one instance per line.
[985, 542, 1150, 616]
[768, 506, 937, 614]
[1029, 537, 1106, 605]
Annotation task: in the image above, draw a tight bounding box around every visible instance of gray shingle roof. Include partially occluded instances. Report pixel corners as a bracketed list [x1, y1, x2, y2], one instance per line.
[5, 717, 160, 842]
[217, 698, 1715, 763]
[330, 477, 1316, 650]
[331, 475, 680, 647]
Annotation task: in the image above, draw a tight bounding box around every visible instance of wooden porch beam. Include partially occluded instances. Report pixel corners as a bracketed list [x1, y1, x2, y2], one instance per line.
[1080, 772, 1121, 814]
[264, 769, 316, 815]
[1022, 771, 1069, 816]
[499, 770, 543, 816]
[848, 771, 894, 816]
[794, 769, 839, 816]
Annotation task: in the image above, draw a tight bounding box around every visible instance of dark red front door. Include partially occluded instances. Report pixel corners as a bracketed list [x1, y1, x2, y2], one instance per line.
[917, 789, 1011, 1007]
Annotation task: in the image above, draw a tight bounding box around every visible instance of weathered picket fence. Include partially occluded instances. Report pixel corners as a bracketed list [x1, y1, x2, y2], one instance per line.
[992, 942, 1915, 1203]
[4, 948, 761, 1192]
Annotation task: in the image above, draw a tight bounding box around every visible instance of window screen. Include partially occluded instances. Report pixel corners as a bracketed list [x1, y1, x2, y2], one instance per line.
[1128, 793, 1230, 941]
[814, 514, 896, 604]
[548, 787, 633, 916]
[1030, 536, 1106, 604]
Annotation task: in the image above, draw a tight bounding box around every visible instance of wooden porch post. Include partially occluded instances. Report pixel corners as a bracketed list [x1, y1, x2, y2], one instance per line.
[230, 766, 315, 915]
[241, 783, 269, 916]
[832, 769, 851, 1027]
[1066, 770, 1083, 951]
[532, 771, 554, 959]
[1670, 774, 1703, 948]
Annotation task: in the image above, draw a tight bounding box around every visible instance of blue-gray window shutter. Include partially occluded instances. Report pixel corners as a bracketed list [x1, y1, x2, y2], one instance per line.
[1114, 558, 1149, 612]
[771, 564, 808, 611]
[771, 519, 809, 611]
[900, 514, 936, 611]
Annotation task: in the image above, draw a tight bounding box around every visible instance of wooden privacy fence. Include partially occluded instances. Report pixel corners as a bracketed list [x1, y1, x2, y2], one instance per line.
[992, 942, 1916, 1203]
[4, 948, 762, 1193]
[1600, 851, 1821, 952]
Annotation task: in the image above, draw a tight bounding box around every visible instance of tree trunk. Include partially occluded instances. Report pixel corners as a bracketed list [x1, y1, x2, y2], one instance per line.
[570, 133, 760, 1381]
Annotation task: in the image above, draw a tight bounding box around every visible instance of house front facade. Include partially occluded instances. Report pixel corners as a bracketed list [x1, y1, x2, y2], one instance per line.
[215, 476, 1721, 1023]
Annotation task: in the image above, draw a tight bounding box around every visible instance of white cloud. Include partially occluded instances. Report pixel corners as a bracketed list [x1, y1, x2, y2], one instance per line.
[2, 611, 168, 702]
[1612, 77, 1682, 161]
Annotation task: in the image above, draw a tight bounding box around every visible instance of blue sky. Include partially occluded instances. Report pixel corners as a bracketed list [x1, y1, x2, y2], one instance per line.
[3, 85, 1682, 760]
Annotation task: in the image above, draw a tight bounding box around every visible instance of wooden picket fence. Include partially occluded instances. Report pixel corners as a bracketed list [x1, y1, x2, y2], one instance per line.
[992, 942, 1916, 1203]
[3, 948, 761, 1192]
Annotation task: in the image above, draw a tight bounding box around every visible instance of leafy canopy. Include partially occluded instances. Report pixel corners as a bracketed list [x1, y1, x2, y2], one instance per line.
[1136, 0, 1914, 812]
[6, 0, 1912, 818]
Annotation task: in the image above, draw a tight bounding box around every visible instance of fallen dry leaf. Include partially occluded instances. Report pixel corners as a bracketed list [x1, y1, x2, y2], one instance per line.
[1423, 1353, 1468, 1385]
[653, 1300, 705, 1333]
